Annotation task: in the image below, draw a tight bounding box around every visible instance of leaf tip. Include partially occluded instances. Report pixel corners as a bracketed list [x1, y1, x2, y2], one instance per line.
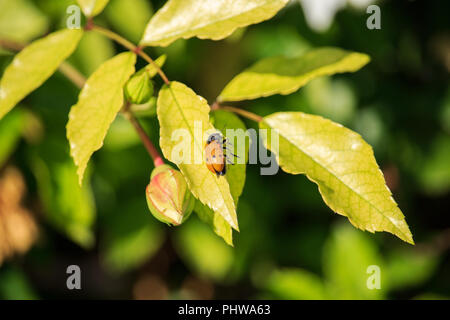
[352, 52, 371, 69]
[403, 231, 415, 245]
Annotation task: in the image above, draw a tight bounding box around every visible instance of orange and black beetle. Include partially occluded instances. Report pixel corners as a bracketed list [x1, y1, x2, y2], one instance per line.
[204, 133, 236, 177]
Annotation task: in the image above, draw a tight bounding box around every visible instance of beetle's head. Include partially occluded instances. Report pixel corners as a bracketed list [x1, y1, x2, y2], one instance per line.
[207, 133, 222, 144]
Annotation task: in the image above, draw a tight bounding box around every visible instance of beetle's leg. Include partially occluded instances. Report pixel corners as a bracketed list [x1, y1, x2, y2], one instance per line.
[224, 147, 239, 158]
[226, 158, 235, 165]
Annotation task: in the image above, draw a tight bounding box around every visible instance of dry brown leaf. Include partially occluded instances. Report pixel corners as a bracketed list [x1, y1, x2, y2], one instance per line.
[0, 167, 38, 265]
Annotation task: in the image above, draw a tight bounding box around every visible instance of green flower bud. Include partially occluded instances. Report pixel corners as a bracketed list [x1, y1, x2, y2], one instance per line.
[145, 165, 195, 226]
[124, 69, 154, 105]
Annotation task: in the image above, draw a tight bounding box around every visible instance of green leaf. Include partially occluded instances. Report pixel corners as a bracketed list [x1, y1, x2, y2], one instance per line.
[260, 112, 414, 244]
[303, 77, 356, 125]
[265, 268, 327, 300]
[140, 0, 289, 47]
[157, 81, 238, 230]
[102, 198, 164, 273]
[0, 0, 48, 43]
[385, 248, 438, 290]
[323, 223, 384, 299]
[0, 267, 38, 300]
[419, 134, 450, 195]
[195, 201, 233, 245]
[67, 52, 136, 184]
[77, 0, 109, 17]
[195, 110, 248, 245]
[174, 218, 234, 281]
[0, 29, 83, 120]
[0, 48, 14, 57]
[211, 110, 248, 200]
[30, 140, 96, 248]
[218, 47, 370, 102]
[0, 109, 24, 167]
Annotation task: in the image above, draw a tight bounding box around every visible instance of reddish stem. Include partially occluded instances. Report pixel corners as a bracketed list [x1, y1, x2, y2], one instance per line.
[124, 108, 164, 167]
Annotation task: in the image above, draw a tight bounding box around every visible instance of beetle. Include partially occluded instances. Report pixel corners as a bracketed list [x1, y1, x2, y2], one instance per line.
[204, 133, 237, 177]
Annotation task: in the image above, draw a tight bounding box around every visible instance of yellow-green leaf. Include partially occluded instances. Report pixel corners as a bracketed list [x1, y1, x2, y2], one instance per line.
[195, 110, 248, 245]
[260, 112, 414, 244]
[211, 110, 248, 200]
[67, 52, 136, 184]
[140, 0, 289, 47]
[0, 29, 83, 120]
[30, 141, 96, 249]
[102, 198, 164, 273]
[265, 268, 327, 300]
[77, 0, 109, 17]
[0, 109, 24, 167]
[0, 0, 49, 43]
[195, 201, 233, 246]
[219, 47, 370, 102]
[157, 81, 238, 230]
[174, 218, 234, 281]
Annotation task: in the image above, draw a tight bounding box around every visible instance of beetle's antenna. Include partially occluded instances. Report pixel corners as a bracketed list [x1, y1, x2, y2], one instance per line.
[225, 147, 239, 158]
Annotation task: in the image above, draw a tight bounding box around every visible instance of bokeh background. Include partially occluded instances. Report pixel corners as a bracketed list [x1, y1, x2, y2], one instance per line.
[0, 0, 449, 299]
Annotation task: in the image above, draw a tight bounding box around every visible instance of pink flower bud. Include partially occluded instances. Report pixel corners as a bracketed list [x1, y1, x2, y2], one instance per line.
[145, 165, 195, 225]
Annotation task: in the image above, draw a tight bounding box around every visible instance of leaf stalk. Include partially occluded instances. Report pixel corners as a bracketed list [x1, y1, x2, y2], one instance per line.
[212, 102, 263, 122]
[90, 24, 170, 85]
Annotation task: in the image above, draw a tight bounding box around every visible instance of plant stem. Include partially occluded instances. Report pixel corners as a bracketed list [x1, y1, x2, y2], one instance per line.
[58, 62, 86, 89]
[123, 104, 164, 167]
[0, 39, 24, 51]
[90, 24, 136, 52]
[212, 103, 263, 122]
[90, 24, 170, 85]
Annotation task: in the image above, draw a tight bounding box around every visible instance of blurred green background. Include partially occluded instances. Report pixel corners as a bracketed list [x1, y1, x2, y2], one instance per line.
[0, 0, 449, 299]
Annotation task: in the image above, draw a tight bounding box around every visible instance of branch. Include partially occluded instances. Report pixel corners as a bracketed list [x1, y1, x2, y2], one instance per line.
[90, 24, 170, 85]
[58, 62, 86, 89]
[0, 39, 25, 51]
[123, 103, 164, 167]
